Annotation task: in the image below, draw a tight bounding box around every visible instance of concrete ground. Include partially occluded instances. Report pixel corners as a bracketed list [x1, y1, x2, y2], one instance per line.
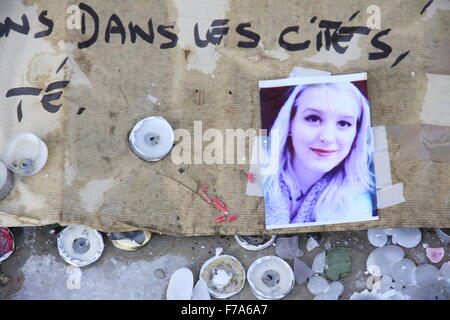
[0, 225, 447, 300]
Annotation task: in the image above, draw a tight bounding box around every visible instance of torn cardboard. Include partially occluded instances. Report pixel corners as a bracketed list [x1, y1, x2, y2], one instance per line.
[0, 0, 449, 235]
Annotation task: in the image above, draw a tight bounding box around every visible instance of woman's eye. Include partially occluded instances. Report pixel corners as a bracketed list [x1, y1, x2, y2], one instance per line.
[305, 115, 321, 123]
[338, 120, 352, 128]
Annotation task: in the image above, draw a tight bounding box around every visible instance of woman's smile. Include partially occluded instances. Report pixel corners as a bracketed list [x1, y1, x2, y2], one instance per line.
[310, 148, 338, 157]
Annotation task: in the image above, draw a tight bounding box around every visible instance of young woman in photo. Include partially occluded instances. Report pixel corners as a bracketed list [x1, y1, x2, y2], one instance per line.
[263, 82, 376, 227]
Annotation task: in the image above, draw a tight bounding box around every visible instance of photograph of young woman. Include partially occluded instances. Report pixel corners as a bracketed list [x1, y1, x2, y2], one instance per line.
[261, 76, 377, 228]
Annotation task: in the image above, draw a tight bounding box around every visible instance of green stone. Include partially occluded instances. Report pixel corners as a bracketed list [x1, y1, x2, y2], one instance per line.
[326, 247, 352, 281]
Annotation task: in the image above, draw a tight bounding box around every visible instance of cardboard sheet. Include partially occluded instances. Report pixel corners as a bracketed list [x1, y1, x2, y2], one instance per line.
[0, 0, 449, 235]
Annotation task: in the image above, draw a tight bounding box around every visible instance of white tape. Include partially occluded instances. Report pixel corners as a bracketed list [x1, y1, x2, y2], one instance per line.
[372, 126, 393, 188]
[420, 73, 450, 126]
[376, 183, 405, 209]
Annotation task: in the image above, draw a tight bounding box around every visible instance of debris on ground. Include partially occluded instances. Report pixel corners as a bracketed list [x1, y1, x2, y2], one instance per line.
[325, 247, 352, 281]
[425, 248, 445, 263]
[293, 258, 312, 284]
[0, 271, 10, 286]
[306, 233, 322, 252]
[275, 236, 303, 260]
[311, 251, 326, 274]
[352, 243, 450, 300]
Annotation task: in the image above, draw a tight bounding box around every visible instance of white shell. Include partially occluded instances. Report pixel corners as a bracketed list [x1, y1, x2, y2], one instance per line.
[57, 225, 104, 267]
[390, 228, 421, 248]
[0, 161, 13, 200]
[191, 279, 210, 300]
[247, 256, 295, 300]
[166, 268, 194, 300]
[129, 116, 174, 161]
[307, 275, 329, 295]
[2, 132, 48, 176]
[366, 245, 404, 276]
[367, 229, 388, 247]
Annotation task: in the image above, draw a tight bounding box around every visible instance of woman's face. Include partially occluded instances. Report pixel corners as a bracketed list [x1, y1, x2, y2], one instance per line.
[290, 85, 360, 175]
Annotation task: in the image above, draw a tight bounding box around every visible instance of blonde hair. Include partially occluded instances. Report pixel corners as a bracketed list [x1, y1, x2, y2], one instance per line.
[263, 82, 375, 221]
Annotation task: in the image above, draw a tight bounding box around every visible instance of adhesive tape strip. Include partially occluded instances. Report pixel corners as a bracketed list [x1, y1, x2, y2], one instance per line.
[373, 126, 393, 188]
[376, 183, 405, 209]
[420, 74, 450, 127]
[373, 126, 405, 208]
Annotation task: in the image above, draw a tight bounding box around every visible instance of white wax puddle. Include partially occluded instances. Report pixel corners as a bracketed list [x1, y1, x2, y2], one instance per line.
[166, 267, 193, 300]
[191, 279, 210, 300]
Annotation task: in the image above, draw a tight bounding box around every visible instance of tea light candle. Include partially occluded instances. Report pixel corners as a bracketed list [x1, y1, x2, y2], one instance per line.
[2, 132, 48, 176]
[57, 225, 104, 267]
[247, 256, 295, 300]
[0, 161, 13, 201]
[129, 116, 174, 161]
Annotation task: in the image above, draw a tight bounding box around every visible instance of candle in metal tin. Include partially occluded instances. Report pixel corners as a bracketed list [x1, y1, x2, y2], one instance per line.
[2, 132, 48, 176]
[107, 230, 151, 251]
[234, 235, 276, 251]
[199, 248, 245, 299]
[0, 227, 14, 263]
[247, 256, 295, 300]
[57, 225, 104, 267]
[129, 116, 174, 161]
[0, 161, 13, 201]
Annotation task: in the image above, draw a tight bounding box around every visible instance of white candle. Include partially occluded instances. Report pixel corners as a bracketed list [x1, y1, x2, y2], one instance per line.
[57, 225, 104, 267]
[0, 161, 13, 200]
[247, 256, 295, 300]
[2, 132, 48, 176]
[129, 116, 174, 161]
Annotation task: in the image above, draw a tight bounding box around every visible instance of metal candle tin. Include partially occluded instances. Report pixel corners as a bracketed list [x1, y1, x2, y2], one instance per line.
[107, 230, 151, 251]
[247, 256, 295, 300]
[0, 227, 14, 263]
[199, 248, 246, 299]
[0, 161, 13, 201]
[129, 116, 174, 161]
[57, 225, 104, 267]
[234, 235, 276, 251]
